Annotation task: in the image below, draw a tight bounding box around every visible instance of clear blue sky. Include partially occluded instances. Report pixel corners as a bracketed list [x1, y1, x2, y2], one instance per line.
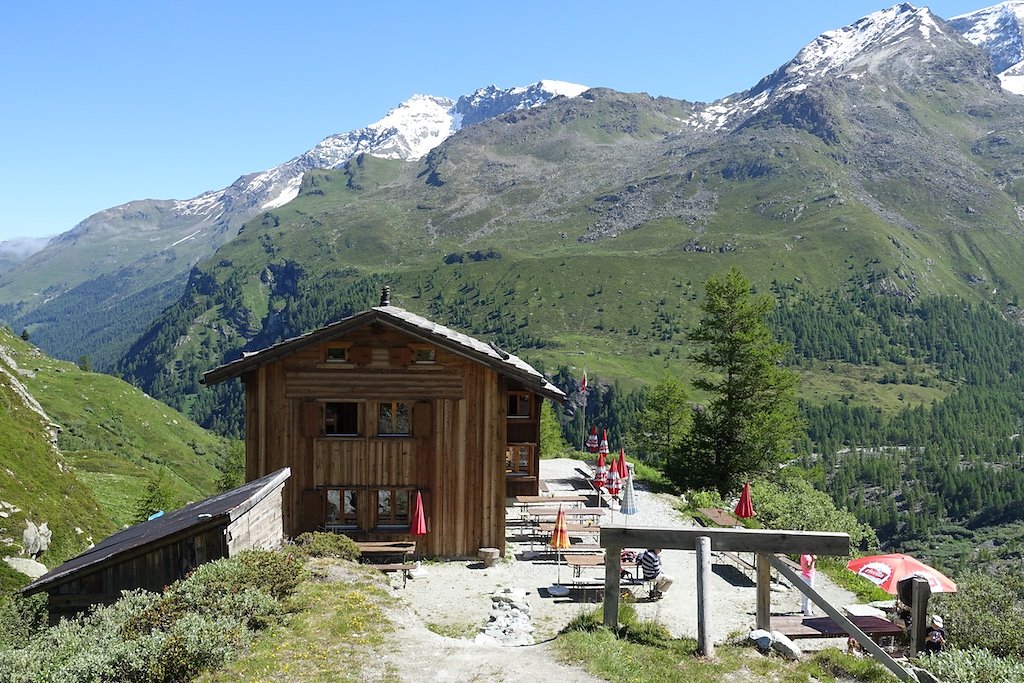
[0, 1, 982, 241]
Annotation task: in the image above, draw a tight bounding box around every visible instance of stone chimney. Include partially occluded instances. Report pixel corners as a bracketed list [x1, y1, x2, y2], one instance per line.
[380, 284, 391, 307]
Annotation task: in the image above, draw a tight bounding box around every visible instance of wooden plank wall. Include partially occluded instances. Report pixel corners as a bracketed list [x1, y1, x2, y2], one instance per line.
[244, 326, 511, 557]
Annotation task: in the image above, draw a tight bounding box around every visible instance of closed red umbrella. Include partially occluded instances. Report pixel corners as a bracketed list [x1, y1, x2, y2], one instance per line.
[410, 490, 428, 536]
[734, 482, 755, 519]
[846, 554, 957, 594]
[606, 455, 621, 498]
[616, 448, 629, 481]
[599, 430, 610, 456]
[549, 505, 572, 596]
[586, 426, 599, 453]
[593, 450, 607, 489]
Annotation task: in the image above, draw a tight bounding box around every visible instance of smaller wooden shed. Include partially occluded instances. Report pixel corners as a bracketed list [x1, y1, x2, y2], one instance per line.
[23, 468, 290, 619]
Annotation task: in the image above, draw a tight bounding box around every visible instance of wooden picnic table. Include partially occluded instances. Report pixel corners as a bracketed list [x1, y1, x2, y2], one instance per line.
[697, 507, 742, 527]
[772, 614, 904, 643]
[356, 541, 416, 563]
[525, 506, 606, 518]
[515, 495, 588, 506]
[564, 553, 640, 580]
[538, 522, 601, 534]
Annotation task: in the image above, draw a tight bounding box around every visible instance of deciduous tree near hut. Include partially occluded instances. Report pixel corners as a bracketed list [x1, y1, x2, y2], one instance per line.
[670, 268, 801, 496]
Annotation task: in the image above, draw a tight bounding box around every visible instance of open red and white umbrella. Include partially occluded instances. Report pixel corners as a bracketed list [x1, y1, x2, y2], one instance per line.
[734, 482, 755, 520]
[846, 553, 957, 594]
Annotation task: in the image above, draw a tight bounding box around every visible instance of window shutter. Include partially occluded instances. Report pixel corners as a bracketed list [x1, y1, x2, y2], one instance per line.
[302, 402, 322, 437]
[390, 348, 413, 366]
[349, 346, 372, 365]
[413, 401, 433, 434]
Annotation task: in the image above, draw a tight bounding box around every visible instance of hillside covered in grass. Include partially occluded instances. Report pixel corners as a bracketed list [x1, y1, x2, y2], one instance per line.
[0, 327, 237, 591]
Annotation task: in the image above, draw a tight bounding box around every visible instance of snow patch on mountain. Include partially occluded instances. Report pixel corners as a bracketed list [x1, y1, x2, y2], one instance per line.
[691, 3, 945, 131]
[949, 1, 1024, 93]
[162, 81, 585, 219]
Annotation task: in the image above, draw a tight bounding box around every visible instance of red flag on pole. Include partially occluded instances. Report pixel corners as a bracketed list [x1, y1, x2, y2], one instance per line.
[580, 369, 587, 393]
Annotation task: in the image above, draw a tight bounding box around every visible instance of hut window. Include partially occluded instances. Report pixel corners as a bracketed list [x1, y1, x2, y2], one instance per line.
[410, 344, 436, 364]
[508, 392, 532, 418]
[326, 489, 358, 529]
[378, 401, 411, 435]
[325, 402, 360, 436]
[376, 488, 411, 528]
[505, 444, 535, 476]
[324, 343, 352, 363]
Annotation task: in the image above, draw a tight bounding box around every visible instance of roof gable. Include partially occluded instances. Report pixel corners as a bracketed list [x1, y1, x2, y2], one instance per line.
[202, 306, 565, 401]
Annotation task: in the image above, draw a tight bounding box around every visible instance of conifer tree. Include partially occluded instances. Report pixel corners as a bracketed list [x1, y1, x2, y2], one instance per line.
[671, 268, 801, 496]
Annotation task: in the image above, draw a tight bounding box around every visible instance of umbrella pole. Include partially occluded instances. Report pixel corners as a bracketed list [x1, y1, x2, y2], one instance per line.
[556, 547, 562, 585]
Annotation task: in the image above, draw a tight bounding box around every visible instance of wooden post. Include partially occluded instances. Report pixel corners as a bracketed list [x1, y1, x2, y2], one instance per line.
[696, 536, 714, 657]
[909, 577, 931, 657]
[603, 544, 622, 630]
[755, 551, 771, 630]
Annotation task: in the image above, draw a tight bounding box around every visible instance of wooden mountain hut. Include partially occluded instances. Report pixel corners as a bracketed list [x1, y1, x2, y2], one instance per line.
[201, 287, 565, 558]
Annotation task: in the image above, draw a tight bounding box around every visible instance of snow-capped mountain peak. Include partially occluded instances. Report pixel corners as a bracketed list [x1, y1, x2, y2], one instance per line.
[949, 1, 1024, 93]
[168, 80, 586, 221]
[692, 4, 946, 131]
[786, 4, 943, 81]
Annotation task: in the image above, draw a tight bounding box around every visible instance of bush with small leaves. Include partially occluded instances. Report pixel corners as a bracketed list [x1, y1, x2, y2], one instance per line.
[919, 647, 1024, 683]
[931, 570, 1024, 659]
[291, 531, 361, 560]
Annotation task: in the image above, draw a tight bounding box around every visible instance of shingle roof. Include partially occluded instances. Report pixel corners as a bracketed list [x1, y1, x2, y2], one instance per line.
[23, 468, 291, 594]
[202, 305, 565, 401]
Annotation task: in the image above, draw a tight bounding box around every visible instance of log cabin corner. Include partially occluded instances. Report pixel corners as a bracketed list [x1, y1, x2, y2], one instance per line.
[202, 286, 566, 558]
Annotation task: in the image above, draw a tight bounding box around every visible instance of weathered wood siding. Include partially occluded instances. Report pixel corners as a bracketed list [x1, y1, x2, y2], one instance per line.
[44, 525, 227, 619]
[243, 326, 513, 557]
[226, 481, 287, 555]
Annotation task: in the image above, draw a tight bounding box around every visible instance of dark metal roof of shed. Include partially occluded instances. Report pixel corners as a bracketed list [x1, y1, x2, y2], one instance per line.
[23, 467, 291, 594]
[201, 305, 565, 401]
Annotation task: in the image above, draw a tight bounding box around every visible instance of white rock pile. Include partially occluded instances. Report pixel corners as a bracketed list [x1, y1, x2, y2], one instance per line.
[475, 588, 535, 646]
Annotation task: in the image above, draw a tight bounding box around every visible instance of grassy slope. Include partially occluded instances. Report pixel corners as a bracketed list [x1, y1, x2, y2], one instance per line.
[0, 326, 235, 592]
[0, 344, 115, 590]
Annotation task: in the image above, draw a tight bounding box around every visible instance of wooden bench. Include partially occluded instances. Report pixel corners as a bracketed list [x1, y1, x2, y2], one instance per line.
[696, 507, 741, 527]
[716, 550, 756, 580]
[372, 562, 417, 588]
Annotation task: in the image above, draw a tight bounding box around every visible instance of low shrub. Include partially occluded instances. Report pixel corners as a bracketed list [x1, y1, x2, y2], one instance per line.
[931, 570, 1024, 659]
[686, 489, 725, 511]
[0, 550, 305, 683]
[919, 646, 1024, 683]
[291, 531, 361, 561]
[0, 594, 46, 649]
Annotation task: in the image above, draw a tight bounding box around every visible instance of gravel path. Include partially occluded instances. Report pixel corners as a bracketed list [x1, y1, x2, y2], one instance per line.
[375, 458, 856, 679]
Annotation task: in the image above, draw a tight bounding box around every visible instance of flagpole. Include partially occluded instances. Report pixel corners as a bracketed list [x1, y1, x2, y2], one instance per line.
[579, 369, 588, 453]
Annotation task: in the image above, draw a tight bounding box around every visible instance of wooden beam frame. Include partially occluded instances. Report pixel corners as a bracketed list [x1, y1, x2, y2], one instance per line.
[601, 525, 850, 652]
[769, 555, 914, 682]
[599, 526, 850, 555]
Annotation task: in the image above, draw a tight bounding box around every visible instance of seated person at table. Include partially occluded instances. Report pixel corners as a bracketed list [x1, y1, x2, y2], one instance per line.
[924, 615, 946, 654]
[638, 548, 673, 599]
